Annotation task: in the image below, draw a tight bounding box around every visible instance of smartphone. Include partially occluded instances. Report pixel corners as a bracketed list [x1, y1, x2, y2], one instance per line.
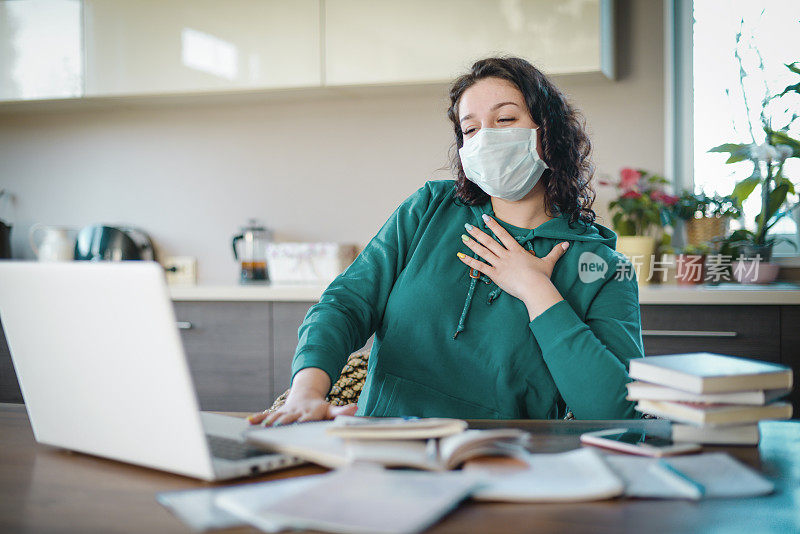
[580, 428, 701, 457]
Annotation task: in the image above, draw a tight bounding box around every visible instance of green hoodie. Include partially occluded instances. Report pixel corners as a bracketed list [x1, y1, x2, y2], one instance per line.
[291, 179, 644, 419]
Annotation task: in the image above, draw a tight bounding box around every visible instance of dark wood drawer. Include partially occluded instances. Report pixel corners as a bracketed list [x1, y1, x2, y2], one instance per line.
[272, 302, 315, 400]
[640, 305, 781, 362]
[173, 301, 272, 412]
[272, 301, 375, 399]
[0, 316, 22, 404]
[780, 306, 800, 421]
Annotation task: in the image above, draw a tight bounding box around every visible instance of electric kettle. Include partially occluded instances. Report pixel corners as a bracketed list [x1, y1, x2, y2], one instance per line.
[74, 225, 156, 261]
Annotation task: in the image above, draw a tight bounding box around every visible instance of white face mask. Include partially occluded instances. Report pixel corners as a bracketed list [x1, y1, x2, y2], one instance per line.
[458, 127, 549, 201]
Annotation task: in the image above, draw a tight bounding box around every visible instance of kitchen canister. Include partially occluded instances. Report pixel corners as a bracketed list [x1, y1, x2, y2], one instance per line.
[266, 242, 359, 284]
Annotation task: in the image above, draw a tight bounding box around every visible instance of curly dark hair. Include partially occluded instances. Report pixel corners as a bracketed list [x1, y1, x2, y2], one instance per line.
[447, 56, 596, 225]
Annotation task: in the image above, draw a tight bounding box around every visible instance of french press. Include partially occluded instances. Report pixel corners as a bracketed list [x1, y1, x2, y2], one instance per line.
[232, 219, 273, 284]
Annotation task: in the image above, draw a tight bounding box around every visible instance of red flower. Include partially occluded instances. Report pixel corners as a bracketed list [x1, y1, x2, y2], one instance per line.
[651, 191, 679, 206]
[620, 168, 641, 189]
[653, 191, 678, 206]
[621, 190, 642, 199]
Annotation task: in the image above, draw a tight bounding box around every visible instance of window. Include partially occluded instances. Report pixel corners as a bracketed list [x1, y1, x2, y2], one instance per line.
[692, 0, 800, 256]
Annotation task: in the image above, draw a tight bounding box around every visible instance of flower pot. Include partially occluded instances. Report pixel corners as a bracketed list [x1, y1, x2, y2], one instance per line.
[675, 254, 706, 285]
[737, 243, 773, 263]
[686, 216, 728, 246]
[653, 253, 677, 285]
[616, 235, 655, 285]
[732, 259, 780, 284]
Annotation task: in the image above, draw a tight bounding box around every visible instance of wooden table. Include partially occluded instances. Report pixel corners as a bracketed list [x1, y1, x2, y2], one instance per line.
[1, 403, 799, 533]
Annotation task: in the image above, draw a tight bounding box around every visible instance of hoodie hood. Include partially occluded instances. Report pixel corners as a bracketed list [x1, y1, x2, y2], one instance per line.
[453, 200, 616, 339]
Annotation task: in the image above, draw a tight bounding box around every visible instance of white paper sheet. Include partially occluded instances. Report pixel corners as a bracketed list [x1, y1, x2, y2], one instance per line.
[462, 447, 625, 502]
[156, 474, 324, 532]
[603, 452, 775, 499]
[216, 465, 483, 534]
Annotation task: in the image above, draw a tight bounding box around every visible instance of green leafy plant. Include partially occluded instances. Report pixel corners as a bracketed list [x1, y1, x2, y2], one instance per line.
[602, 168, 678, 236]
[671, 192, 742, 221]
[660, 242, 712, 256]
[678, 242, 712, 256]
[709, 51, 799, 255]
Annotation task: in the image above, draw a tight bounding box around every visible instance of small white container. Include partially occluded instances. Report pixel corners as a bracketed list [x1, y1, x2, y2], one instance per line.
[29, 224, 75, 261]
[266, 242, 359, 284]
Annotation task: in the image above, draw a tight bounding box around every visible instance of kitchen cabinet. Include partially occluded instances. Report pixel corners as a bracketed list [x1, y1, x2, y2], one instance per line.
[0, 300, 372, 409]
[780, 306, 800, 423]
[272, 302, 314, 401]
[1, 0, 614, 105]
[0, 0, 83, 101]
[640, 305, 781, 362]
[324, 0, 611, 86]
[272, 301, 375, 398]
[641, 305, 797, 418]
[173, 301, 273, 412]
[0, 316, 22, 403]
[83, 0, 322, 97]
[1, 301, 793, 417]
[173, 300, 373, 411]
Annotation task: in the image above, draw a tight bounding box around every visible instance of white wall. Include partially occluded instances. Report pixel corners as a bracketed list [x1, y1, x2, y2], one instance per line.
[0, 0, 663, 284]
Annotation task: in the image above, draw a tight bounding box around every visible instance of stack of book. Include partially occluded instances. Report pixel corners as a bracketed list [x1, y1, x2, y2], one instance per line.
[627, 352, 793, 445]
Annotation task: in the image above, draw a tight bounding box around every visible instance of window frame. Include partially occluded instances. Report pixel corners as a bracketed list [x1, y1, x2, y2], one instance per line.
[665, 0, 800, 262]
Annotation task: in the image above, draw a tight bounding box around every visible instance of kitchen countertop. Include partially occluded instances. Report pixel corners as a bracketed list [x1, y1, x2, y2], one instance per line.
[637, 283, 800, 304]
[168, 282, 800, 305]
[168, 283, 330, 302]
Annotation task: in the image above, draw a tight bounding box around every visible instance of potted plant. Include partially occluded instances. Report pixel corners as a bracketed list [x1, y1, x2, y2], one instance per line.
[602, 168, 678, 285]
[673, 243, 712, 286]
[672, 192, 742, 246]
[708, 57, 800, 283]
[710, 141, 797, 265]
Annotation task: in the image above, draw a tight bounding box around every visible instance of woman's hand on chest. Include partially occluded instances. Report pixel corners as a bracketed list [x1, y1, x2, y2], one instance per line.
[457, 214, 567, 320]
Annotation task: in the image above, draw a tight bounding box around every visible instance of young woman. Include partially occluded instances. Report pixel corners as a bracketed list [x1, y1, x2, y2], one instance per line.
[249, 56, 643, 426]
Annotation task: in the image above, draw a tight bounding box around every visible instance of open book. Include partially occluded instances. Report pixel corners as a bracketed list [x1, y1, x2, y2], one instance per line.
[346, 428, 530, 471]
[245, 418, 529, 471]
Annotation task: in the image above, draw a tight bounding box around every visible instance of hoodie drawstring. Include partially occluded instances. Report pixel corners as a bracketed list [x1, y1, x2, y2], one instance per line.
[453, 249, 490, 339]
[452, 269, 478, 340]
[453, 233, 534, 339]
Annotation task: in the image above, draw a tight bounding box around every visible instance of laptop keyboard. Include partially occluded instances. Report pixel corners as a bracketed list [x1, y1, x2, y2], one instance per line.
[206, 434, 269, 461]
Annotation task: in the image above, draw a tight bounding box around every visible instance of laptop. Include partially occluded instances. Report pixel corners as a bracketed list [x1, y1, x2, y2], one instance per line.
[0, 260, 305, 481]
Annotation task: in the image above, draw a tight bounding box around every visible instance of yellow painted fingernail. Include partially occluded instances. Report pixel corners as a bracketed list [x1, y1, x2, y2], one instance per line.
[461, 234, 470, 242]
[457, 252, 466, 259]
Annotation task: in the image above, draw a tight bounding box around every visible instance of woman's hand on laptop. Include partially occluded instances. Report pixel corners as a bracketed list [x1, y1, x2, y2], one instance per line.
[248, 396, 357, 427]
[247, 367, 358, 426]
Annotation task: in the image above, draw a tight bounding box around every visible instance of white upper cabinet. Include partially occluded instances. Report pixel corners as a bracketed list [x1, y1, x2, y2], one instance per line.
[0, 0, 613, 103]
[83, 0, 322, 96]
[324, 0, 608, 86]
[0, 0, 83, 101]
